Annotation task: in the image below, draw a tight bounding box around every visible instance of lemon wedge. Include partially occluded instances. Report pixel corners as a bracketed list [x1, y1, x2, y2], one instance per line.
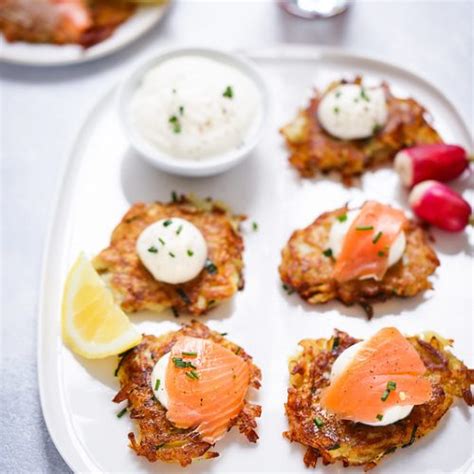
[62, 253, 141, 359]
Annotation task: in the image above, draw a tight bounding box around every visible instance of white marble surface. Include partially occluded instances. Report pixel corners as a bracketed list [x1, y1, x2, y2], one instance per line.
[0, 1, 472, 472]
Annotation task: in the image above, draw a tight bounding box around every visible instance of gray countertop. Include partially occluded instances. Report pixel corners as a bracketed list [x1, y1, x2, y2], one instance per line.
[1, 1, 472, 472]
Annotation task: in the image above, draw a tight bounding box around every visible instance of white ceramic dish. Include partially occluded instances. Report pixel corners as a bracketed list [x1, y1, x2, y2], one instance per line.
[118, 47, 269, 177]
[39, 46, 473, 473]
[0, 5, 168, 66]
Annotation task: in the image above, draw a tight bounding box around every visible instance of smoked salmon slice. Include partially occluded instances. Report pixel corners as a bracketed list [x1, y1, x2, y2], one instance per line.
[320, 327, 432, 424]
[332, 201, 408, 283]
[165, 336, 251, 444]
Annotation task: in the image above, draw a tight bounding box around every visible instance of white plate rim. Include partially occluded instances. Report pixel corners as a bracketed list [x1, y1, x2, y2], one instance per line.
[0, 4, 170, 67]
[37, 45, 473, 473]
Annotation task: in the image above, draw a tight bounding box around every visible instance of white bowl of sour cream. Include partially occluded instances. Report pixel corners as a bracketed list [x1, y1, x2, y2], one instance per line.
[119, 47, 268, 177]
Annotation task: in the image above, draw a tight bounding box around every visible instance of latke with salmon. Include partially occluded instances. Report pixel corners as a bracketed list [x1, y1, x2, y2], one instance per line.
[284, 329, 473, 470]
[279, 203, 439, 317]
[93, 194, 245, 316]
[113, 320, 261, 466]
[280, 77, 442, 183]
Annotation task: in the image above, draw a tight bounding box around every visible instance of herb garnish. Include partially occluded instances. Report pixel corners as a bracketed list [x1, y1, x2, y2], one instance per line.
[159, 237, 165, 246]
[252, 221, 258, 231]
[360, 87, 370, 102]
[185, 370, 200, 380]
[313, 417, 324, 428]
[282, 284, 294, 295]
[154, 379, 161, 391]
[381, 380, 397, 401]
[169, 115, 181, 133]
[332, 337, 340, 350]
[116, 407, 127, 418]
[187, 249, 194, 256]
[163, 219, 172, 227]
[335, 91, 342, 98]
[220, 332, 228, 336]
[179, 105, 184, 115]
[378, 250, 386, 257]
[376, 414, 384, 421]
[204, 259, 218, 274]
[336, 214, 347, 222]
[176, 225, 183, 235]
[172, 357, 196, 369]
[148, 246, 158, 253]
[372, 124, 382, 135]
[356, 225, 374, 231]
[323, 248, 333, 258]
[169, 251, 175, 258]
[223, 86, 233, 98]
[182, 351, 197, 357]
[372, 231, 383, 244]
[333, 106, 340, 114]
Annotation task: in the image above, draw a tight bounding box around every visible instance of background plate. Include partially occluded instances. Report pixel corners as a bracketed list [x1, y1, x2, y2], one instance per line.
[38, 46, 473, 473]
[0, 5, 168, 66]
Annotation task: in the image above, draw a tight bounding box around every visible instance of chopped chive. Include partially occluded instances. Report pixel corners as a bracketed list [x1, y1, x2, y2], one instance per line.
[328, 443, 340, 451]
[148, 246, 158, 253]
[163, 219, 172, 227]
[335, 91, 342, 98]
[313, 417, 324, 428]
[378, 250, 386, 257]
[381, 390, 390, 402]
[333, 106, 340, 114]
[252, 221, 258, 231]
[182, 351, 197, 357]
[176, 225, 183, 235]
[179, 105, 184, 115]
[332, 337, 340, 350]
[323, 248, 333, 258]
[387, 381, 397, 391]
[356, 225, 374, 231]
[185, 370, 200, 380]
[360, 87, 370, 102]
[169, 251, 175, 258]
[171, 191, 178, 202]
[336, 214, 347, 222]
[116, 407, 127, 418]
[172, 357, 196, 369]
[376, 414, 384, 421]
[220, 332, 228, 336]
[372, 231, 383, 244]
[204, 259, 218, 274]
[187, 249, 194, 257]
[282, 284, 294, 295]
[154, 379, 161, 391]
[223, 86, 233, 98]
[159, 237, 165, 246]
[168, 115, 181, 133]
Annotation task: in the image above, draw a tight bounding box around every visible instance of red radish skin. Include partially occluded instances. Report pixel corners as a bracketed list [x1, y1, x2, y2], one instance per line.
[409, 180, 473, 232]
[394, 144, 470, 187]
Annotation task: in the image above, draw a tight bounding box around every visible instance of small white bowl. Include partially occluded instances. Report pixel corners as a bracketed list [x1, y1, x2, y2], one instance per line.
[118, 47, 269, 177]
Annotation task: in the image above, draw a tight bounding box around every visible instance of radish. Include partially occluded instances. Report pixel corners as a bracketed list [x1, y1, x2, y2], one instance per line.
[409, 180, 473, 232]
[394, 144, 471, 187]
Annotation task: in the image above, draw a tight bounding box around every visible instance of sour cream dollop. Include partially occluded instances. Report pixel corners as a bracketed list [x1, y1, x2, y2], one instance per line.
[130, 55, 262, 160]
[317, 84, 388, 140]
[331, 341, 413, 426]
[151, 352, 171, 408]
[328, 209, 406, 276]
[136, 218, 207, 284]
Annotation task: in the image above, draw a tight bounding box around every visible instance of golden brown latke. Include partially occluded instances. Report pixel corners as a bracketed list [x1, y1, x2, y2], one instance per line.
[93, 195, 245, 316]
[280, 77, 442, 184]
[279, 207, 439, 317]
[285, 330, 473, 471]
[113, 320, 261, 467]
[0, 0, 135, 47]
